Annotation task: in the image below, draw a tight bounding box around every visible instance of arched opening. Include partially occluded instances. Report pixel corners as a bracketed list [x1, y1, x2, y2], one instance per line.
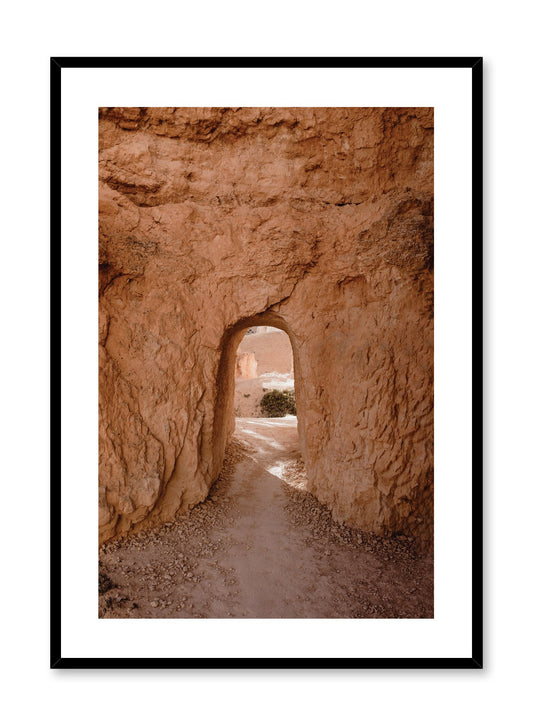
[234, 325, 294, 417]
[212, 312, 308, 484]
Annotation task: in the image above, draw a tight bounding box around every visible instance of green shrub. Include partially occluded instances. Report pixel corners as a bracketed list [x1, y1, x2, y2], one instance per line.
[260, 389, 296, 417]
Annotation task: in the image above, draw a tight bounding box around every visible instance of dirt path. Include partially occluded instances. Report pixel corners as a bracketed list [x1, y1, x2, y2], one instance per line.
[99, 417, 433, 618]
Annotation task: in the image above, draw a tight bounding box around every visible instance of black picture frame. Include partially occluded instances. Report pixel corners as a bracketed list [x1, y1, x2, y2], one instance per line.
[51, 56, 483, 669]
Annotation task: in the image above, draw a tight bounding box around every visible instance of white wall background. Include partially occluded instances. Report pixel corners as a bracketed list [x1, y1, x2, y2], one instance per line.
[0, 2, 529, 724]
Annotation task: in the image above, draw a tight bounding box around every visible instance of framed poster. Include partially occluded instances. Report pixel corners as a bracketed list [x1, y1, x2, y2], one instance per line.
[51, 57, 482, 668]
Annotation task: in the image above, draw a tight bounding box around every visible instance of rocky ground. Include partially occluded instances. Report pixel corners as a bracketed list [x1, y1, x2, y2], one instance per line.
[99, 418, 433, 619]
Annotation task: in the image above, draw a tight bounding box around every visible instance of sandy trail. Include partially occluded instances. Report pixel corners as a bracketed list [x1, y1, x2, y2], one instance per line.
[99, 417, 433, 619]
[219, 417, 326, 617]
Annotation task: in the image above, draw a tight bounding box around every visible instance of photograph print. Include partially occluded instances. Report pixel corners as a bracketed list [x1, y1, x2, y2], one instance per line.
[97, 105, 434, 620]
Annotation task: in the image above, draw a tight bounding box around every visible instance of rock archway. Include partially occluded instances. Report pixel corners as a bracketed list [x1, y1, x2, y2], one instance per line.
[213, 312, 306, 480]
[99, 107, 434, 550]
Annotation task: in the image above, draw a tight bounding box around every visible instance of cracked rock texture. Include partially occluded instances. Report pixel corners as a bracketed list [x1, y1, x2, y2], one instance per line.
[99, 107, 433, 550]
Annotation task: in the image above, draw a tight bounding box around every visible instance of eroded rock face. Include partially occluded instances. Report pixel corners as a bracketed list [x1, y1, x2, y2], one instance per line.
[99, 107, 434, 550]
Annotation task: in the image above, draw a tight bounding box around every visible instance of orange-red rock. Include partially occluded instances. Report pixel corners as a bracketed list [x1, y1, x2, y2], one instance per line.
[99, 107, 434, 550]
[235, 352, 258, 380]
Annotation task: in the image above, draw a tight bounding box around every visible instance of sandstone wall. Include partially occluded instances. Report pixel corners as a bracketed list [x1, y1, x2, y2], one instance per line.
[99, 107, 434, 549]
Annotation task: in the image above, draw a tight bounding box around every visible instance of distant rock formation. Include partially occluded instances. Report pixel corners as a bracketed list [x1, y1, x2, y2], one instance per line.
[235, 352, 258, 380]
